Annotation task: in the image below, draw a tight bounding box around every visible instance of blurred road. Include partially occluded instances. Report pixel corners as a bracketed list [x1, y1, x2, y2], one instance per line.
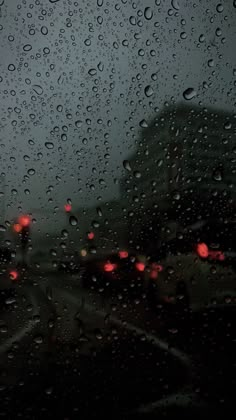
[0, 267, 236, 418]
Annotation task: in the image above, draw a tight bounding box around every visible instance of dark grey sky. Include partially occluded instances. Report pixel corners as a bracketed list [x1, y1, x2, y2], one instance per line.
[0, 0, 235, 231]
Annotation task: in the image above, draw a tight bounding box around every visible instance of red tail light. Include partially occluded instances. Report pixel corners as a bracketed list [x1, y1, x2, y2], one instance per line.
[18, 215, 30, 227]
[13, 223, 22, 233]
[64, 204, 72, 212]
[196, 242, 209, 258]
[104, 262, 117, 272]
[119, 250, 128, 259]
[9, 270, 18, 281]
[87, 232, 95, 240]
[135, 262, 145, 272]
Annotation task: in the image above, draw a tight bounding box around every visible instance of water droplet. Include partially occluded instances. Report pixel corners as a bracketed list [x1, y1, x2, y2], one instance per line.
[173, 191, 180, 200]
[134, 171, 141, 178]
[88, 68, 97, 76]
[212, 169, 222, 182]
[23, 44, 32, 52]
[171, 0, 179, 10]
[0, 225, 6, 232]
[57, 104, 63, 112]
[41, 26, 48, 35]
[8, 64, 16, 71]
[144, 85, 154, 97]
[199, 34, 205, 42]
[97, 61, 104, 71]
[139, 119, 148, 128]
[123, 160, 132, 171]
[96, 207, 103, 217]
[234, 0, 236, 8]
[75, 120, 82, 128]
[216, 3, 223, 12]
[28, 168, 35, 175]
[34, 335, 43, 344]
[183, 87, 196, 100]
[61, 133, 67, 141]
[49, 0, 60, 3]
[97, 0, 103, 6]
[32, 84, 43, 95]
[144, 7, 153, 20]
[45, 142, 54, 150]
[129, 16, 136, 25]
[69, 216, 78, 226]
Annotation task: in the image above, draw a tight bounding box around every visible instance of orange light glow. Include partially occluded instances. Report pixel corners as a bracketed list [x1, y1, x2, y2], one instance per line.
[13, 223, 22, 233]
[64, 203, 72, 212]
[87, 232, 95, 240]
[104, 262, 117, 272]
[196, 242, 209, 258]
[119, 250, 128, 259]
[9, 270, 18, 281]
[135, 262, 145, 272]
[18, 215, 30, 227]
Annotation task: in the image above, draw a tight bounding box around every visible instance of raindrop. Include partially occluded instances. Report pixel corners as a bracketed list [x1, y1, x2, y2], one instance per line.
[84, 39, 91, 46]
[69, 216, 78, 226]
[234, 0, 236, 8]
[134, 171, 141, 178]
[61, 133, 67, 141]
[139, 119, 148, 128]
[8, 64, 16, 71]
[144, 7, 153, 20]
[171, 0, 179, 10]
[123, 160, 132, 171]
[43, 47, 50, 54]
[34, 335, 43, 344]
[32, 85, 43, 95]
[96, 207, 103, 217]
[0, 225, 6, 232]
[129, 16, 136, 25]
[75, 120, 82, 128]
[212, 169, 222, 182]
[97, 0, 103, 6]
[199, 34, 205, 42]
[88, 68, 97, 76]
[216, 3, 223, 12]
[45, 142, 54, 149]
[28, 168, 35, 176]
[173, 191, 180, 200]
[183, 87, 196, 100]
[144, 85, 154, 97]
[97, 62, 104, 71]
[57, 104, 63, 112]
[23, 44, 32, 52]
[49, 0, 60, 3]
[41, 26, 48, 35]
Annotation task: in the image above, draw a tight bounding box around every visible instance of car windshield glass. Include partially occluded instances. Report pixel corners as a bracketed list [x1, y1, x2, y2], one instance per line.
[0, 0, 236, 418]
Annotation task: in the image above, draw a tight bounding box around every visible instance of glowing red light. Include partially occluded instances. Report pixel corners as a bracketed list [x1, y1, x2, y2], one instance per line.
[119, 250, 128, 259]
[150, 270, 158, 280]
[104, 262, 117, 272]
[9, 270, 18, 281]
[64, 204, 72, 213]
[13, 223, 22, 233]
[209, 250, 225, 261]
[88, 232, 95, 240]
[151, 263, 163, 272]
[135, 262, 145, 272]
[18, 215, 30, 227]
[196, 242, 209, 258]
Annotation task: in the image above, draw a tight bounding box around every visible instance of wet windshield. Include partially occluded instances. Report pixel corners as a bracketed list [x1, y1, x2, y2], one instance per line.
[0, 0, 236, 418]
